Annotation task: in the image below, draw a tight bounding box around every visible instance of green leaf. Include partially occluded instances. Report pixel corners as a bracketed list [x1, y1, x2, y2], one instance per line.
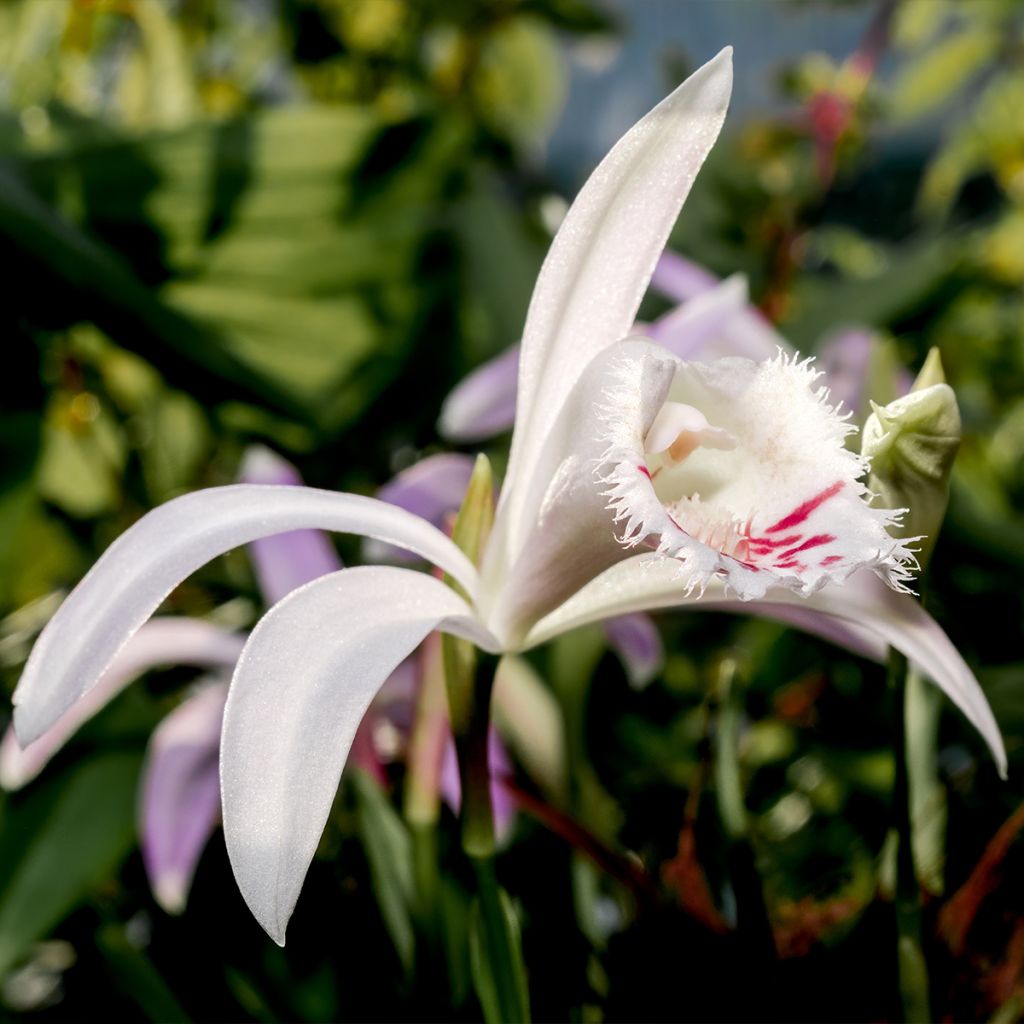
[352, 770, 416, 976]
[468, 881, 530, 1024]
[889, 29, 998, 122]
[0, 753, 141, 979]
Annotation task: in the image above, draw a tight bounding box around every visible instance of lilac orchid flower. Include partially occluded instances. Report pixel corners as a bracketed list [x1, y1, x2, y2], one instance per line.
[9, 49, 1005, 947]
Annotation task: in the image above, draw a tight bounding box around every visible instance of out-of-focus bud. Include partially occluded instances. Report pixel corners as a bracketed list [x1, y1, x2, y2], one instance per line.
[862, 349, 961, 569]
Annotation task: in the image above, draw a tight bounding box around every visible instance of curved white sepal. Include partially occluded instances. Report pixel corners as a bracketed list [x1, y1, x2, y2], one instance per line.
[524, 555, 1006, 777]
[13, 485, 478, 746]
[1, 619, 243, 790]
[220, 566, 498, 945]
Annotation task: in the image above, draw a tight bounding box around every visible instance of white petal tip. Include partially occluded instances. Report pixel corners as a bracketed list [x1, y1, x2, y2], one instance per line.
[153, 876, 188, 916]
[12, 707, 45, 750]
[0, 763, 29, 792]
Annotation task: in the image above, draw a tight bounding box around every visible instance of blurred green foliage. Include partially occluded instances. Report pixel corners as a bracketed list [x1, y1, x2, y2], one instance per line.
[0, 1, 1023, 1021]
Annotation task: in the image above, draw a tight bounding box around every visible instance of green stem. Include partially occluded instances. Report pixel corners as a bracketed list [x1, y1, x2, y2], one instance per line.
[890, 648, 932, 1023]
[712, 657, 776, 961]
[471, 853, 529, 1024]
[447, 650, 530, 1023]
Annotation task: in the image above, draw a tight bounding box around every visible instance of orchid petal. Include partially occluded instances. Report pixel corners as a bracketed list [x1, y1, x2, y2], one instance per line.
[643, 274, 749, 361]
[239, 447, 343, 604]
[601, 614, 665, 689]
[649, 250, 720, 302]
[438, 345, 521, 443]
[485, 340, 677, 644]
[817, 328, 875, 418]
[13, 485, 479, 746]
[141, 681, 228, 914]
[493, 48, 732, 570]
[524, 555, 1006, 777]
[366, 453, 477, 563]
[220, 566, 499, 944]
[0, 619, 244, 790]
[649, 252, 790, 363]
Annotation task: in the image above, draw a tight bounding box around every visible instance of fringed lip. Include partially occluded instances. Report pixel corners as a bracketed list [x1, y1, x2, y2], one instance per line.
[596, 348, 921, 601]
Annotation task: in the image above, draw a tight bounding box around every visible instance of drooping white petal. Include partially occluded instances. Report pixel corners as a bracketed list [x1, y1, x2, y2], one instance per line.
[491, 48, 733, 576]
[141, 680, 228, 914]
[0, 619, 243, 790]
[219, 566, 499, 945]
[524, 555, 1006, 777]
[13, 485, 478, 746]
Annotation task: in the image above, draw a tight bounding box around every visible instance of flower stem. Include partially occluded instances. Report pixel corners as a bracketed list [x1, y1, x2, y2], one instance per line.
[712, 656, 776, 961]
[889, 647, 932, 1023]
[449, 654, 530, 1023]
[470, 851, 530, 1024]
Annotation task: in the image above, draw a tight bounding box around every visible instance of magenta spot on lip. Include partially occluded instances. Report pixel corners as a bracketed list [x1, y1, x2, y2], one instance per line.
[778, 533, 836, 560]
[748, 534, 802, 552]
[766, 481, 844, 534]
[775, 559, 808, 572]
[820, 555, 843, 566]
[637, 464, 652, 479]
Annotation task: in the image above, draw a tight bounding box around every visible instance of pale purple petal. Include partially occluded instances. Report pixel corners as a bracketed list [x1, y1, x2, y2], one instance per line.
[440, 727, 516, 842]
[0, 619, 244, 790]
[367, 453, 478, 564]
[643, 274, 749, 360]
[220, 566, 499, 944]
[141, 681, 228, 914]
[649, 250, 719, 303]
[601, 613, 664, 690]
[13, 485, 479, 746]
[238, 447, 342, 604]
[817, 328, 875, 417]
[649, 255, 791, 364]
[438, 345, 521, 443]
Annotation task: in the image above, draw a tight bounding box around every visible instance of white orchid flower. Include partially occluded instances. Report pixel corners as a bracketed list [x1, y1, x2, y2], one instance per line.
[9, 47, 1005, 947]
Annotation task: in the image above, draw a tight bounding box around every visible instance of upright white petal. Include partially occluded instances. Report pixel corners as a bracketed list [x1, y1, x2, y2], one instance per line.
[524, 556, 1006, 777]
[491, 48, 733, 577]
[220, 566, 499, 945]
[13, 485, 478, 746]
[0, 619, 243, 790]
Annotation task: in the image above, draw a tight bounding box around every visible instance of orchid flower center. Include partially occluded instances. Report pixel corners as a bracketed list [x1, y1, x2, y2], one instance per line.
[600, 349, 917, 600]
[640, 400, 754, 561]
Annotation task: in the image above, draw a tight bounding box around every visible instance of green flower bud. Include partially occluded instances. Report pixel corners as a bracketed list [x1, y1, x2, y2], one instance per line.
[862, 349, 961, 569]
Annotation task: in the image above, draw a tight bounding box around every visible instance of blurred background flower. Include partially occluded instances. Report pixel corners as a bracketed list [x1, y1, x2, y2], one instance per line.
[0, 1, 1022, 1020]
